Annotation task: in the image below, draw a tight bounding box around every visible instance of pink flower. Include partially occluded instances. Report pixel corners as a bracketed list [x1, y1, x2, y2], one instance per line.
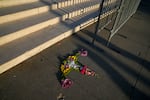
[61, 79, 73, 88]
[80, 66, 96, 76]
[79, 50, 88, 56]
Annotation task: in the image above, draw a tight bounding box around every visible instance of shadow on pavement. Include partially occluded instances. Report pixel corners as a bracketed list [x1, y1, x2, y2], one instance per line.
[138, 0, 150, 14]
[81, 29, 150, 71]
[74, 32, 150, 100]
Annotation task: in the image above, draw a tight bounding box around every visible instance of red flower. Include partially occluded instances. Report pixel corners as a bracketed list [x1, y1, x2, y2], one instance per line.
[80, 66, 87, 75]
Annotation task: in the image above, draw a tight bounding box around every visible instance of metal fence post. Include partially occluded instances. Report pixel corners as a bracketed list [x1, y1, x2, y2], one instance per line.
[106, 0, 124, 46]
[92, 0, 105, 45]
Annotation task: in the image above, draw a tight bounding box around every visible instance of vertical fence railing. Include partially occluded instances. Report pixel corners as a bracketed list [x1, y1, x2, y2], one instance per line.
[53, 0, 141, 46]
[92, 0, 105, 44]
[106, 0, 141, 46]
[92, 0, 122, 45]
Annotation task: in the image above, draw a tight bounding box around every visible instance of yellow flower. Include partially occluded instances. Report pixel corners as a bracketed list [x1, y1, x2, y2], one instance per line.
[60, 64, 64, 72]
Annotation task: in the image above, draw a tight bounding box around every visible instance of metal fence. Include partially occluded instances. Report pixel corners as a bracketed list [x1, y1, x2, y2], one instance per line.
[110, 0, 141, 39]
[92, 0, 141, 45]
[45, 0, 141, 45]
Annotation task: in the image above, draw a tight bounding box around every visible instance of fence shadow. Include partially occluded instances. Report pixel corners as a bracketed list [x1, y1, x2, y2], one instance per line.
[74, 32, 150, 100]
[81, 29, 150, 71]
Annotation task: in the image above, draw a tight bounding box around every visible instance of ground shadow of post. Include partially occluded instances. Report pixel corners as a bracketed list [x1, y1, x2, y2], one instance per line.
[81, 29, 150, 71]
[74, 32, 150, 100]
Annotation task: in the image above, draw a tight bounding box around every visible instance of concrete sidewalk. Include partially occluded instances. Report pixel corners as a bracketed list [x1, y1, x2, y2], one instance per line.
[0, 1, 150, 100]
